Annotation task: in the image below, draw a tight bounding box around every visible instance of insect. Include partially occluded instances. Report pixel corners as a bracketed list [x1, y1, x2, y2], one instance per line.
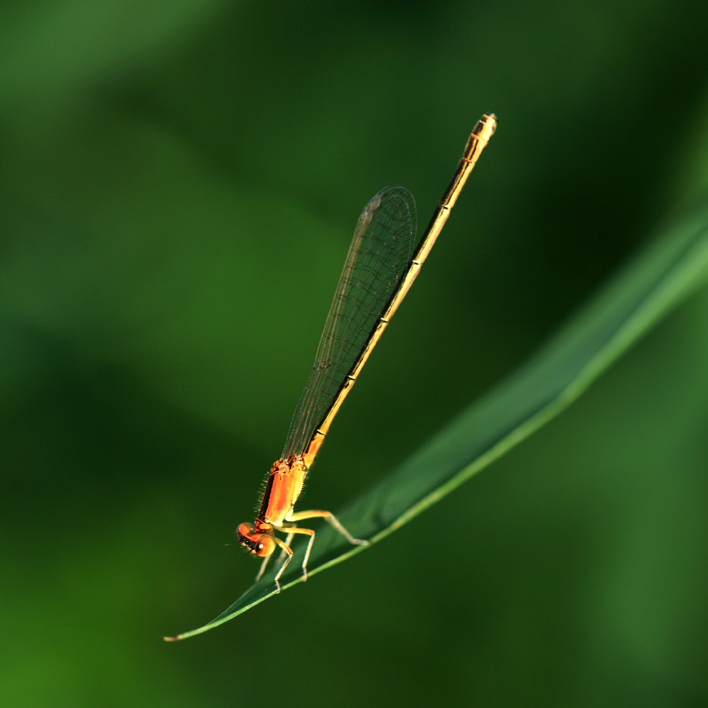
[237, 114, 497, 592]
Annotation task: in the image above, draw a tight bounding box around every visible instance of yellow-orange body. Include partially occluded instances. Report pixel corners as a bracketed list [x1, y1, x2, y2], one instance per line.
[258, 457, 307, 527]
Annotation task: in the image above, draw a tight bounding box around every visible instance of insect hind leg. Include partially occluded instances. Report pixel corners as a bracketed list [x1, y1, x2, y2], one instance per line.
[286, 509, 370, 548]
[284, 509, 370, 578]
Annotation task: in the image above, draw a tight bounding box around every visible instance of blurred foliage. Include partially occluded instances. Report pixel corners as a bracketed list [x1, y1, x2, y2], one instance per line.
[1, 0, 707, 706]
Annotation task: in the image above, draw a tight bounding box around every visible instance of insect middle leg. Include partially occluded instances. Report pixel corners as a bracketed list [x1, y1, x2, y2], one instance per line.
[276, 525, 316, 582]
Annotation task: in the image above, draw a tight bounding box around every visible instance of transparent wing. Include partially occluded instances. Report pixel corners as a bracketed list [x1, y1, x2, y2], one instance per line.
[282, 185, 417, 460]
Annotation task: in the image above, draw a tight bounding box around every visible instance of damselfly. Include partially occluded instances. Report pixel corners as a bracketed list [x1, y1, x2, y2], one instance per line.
[237, 114, 497, 591]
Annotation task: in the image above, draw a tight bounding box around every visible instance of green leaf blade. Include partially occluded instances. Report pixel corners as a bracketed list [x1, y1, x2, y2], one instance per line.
[166, 204, 708, 641]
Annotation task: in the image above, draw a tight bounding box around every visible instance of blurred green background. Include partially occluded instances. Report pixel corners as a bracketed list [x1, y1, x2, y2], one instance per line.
[2, 0, 708, 706]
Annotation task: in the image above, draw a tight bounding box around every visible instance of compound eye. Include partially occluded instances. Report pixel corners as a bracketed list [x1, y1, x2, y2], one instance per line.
[237, 522, 255, 541]
[254, 535, 276, 558]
